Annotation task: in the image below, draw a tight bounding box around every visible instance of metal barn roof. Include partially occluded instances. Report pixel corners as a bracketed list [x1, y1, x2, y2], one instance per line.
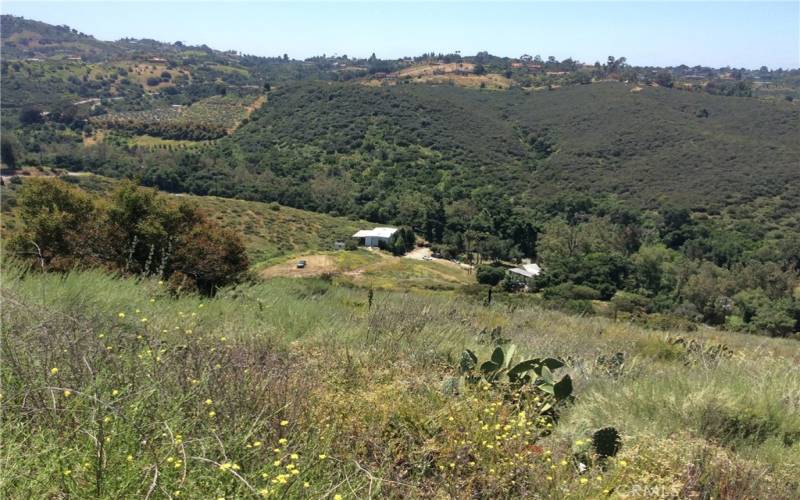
[352, 227, 399, 239]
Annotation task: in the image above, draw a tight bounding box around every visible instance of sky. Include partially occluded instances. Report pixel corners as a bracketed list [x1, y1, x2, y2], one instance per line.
[3, 1, 799, 69]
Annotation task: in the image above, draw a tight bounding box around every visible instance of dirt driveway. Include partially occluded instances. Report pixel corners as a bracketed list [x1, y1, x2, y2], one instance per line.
[259, 254, 337, 278]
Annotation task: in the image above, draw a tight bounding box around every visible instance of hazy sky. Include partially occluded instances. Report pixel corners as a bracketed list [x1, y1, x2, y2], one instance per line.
[3, 1, 799, 68]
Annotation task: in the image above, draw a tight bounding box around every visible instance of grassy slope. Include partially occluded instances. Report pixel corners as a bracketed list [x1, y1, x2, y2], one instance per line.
[2, 267, 798, 498]
[259, 249, 474, 291]
[193, 195, 366, 265]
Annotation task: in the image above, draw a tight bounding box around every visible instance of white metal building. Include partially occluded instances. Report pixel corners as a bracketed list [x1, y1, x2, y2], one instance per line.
[508, 263, 542, 279]
[352, 227, 398, 247]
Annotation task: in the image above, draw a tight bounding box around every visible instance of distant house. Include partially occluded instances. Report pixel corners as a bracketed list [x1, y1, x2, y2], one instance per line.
[352, 227, 398, 248]
[507, 263, 542, 280]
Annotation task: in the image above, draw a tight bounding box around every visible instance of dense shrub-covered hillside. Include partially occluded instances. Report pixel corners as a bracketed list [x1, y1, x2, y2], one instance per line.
[229, 81, 799, 211]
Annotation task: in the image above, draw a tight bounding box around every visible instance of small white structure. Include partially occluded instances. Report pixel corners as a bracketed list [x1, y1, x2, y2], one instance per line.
[352, 227, 398, 248]
[508, 263, 542, 279]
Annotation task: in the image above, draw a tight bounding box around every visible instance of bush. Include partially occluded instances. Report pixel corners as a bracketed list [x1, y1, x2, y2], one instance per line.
[476, 265, 505, 286]
[542, 283, 602, 301]
[146, 77, 161, 86]
[7, 178, 249, 295]
[750, 299, 797, 337]
[610, 291, 653, 314]
[386, 226, 416, 256]
[171, 222, 249, 295]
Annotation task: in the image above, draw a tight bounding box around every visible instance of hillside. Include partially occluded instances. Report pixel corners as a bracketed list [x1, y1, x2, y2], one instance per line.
[0, 15, 124, 60]
[225, 81, 799, 212]
[0, 173, 368, 265]
[3, 264, 798, 497]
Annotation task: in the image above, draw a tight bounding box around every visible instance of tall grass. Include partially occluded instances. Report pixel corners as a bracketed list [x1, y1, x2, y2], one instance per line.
[2, 264, 798, 498]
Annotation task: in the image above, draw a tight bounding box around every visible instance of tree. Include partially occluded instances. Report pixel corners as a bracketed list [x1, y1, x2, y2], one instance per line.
[653, 71, 673, 88]
[750, 299, 797, 337]
[476, 265, 505, 286]
[8, 179, 248, 294]
[19, 107, 44, 125]
[386, 226, 416, 256]
[1, 134, 20, 169]
[171, 222, 249, 295]
[473, 63, 486, 76]
[6, 178, 95, 268]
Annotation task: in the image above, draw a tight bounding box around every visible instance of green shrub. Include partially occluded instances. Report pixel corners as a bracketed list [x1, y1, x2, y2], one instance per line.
[476, 265, 505, 286]
[610, 291, 653, 314]
[7, 178, 249, 295]
[542, 283, 601, 301]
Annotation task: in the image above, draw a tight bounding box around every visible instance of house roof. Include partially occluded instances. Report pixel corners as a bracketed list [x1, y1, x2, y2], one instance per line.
[508, 263, 542, 278]
[352, 227, 398, 239]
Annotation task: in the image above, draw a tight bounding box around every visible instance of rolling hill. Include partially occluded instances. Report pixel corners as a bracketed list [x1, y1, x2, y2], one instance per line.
[222, 80, 800, 213]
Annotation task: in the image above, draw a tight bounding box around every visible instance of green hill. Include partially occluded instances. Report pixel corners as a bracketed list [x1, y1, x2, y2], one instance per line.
[225, 81, 799, 212]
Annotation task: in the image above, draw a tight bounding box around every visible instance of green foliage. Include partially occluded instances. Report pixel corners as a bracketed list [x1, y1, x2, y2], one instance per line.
[6, 178, 249, 294]
[749, 299, 798, 337]
[90, 95, 256, 140]
[476, 265, 505, 286]
[385, 226, 416, 256]
[0, 133, 20, 168]
[459, 344, 573, 416]
[610, 291, 652, 315]
[542, 283, 602, 301]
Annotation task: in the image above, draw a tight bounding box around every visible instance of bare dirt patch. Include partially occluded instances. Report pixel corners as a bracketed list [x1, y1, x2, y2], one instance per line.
[259, 254, 337, 278]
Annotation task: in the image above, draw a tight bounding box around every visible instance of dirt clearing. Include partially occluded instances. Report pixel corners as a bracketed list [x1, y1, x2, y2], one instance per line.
[259, 254, 337, 278]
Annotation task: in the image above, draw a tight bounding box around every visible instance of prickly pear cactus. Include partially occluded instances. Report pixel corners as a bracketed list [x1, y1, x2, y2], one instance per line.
[592, 427, 621, 458]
